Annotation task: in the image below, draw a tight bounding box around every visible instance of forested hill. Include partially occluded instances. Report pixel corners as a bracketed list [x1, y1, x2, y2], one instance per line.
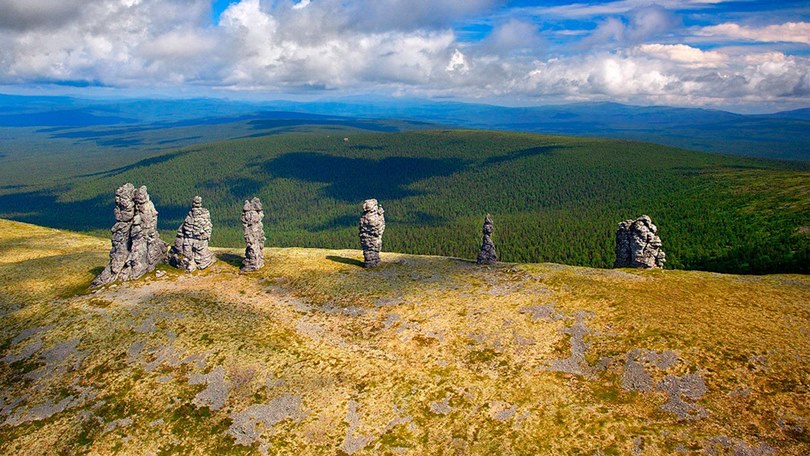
[0, 129, 807, 275]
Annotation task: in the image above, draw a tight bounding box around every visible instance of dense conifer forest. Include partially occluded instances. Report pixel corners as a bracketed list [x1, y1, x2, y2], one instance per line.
[1, 129, 807, 274]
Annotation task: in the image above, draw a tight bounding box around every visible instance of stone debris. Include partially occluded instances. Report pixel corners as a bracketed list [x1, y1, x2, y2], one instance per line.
[489, 401, 518, 422]
[546, 312, 592, 376]
[1, 338, 43, 364]
[340, 400, 376, 455]
[241, 197, 266, 272]
[168, 195, 216, 272]
[614, 215, 666, 269]
[476, 214, 498, 265]
[520, 304, 564, 322]
[622, 350, 653, 392]
[228, 394, 305, 447]
[657, 373, 708, 420]
[92, 184, 167, 287]
[3, 385, 95, 427]
[620, 349, 708, 420]
[189, 366, 230, 411]
[11, 326, 51, 345]
[359, 199, 385, 268]
[429, 397, 452, 415]
[103, 416, 134, 433]
[704, 436, 776, 455]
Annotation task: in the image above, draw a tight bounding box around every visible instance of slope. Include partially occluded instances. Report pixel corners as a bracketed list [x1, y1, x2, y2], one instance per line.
[0, 219, 808, 455]
[1, 130, 807, 275]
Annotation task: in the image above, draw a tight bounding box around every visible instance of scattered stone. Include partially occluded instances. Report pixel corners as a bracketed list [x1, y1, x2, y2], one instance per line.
[340, 400, 375, 455]
[622, 350, 653, 392]
[640, 350, 678, 370]
[168, 196, 216, 272]
[727, 387, 751, 398]
[1, 338, 43, 364]
[476, 214, 498, 265]
[359, 199, 385, 268]
[520, 304, 564, 322]
[546, 312, 592, 376]
[429, 397, 452, 415]
[228, 394, 305, 447]
[489, 401, 517, 422]
[104, 416, 133, 433]
[92, 184, 167, 286]
[705, 436, 776, 455]
[189, 366, 230, 411]
[657, 372, 708, 420]
[241, 197, 266, 272]
[11, 326, 51, 345]
[126, 341, 146, 363]
[614, 215, 666, 269]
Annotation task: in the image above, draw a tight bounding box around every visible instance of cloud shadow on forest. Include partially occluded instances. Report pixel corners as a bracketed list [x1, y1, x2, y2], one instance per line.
[261, 152, 466, 202]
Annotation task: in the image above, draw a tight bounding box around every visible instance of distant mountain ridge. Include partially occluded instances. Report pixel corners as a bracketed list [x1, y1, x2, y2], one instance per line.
[0, 94, 807, 160]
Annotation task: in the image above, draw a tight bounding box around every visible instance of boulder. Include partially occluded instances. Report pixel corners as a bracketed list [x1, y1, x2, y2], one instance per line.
[614, 215, 666, 269]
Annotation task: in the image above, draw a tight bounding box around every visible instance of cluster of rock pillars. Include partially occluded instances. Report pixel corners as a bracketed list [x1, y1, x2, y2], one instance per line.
[92, 183, 666, 287]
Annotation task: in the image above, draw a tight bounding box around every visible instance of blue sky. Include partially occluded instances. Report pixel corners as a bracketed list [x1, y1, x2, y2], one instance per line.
[0, 0, 808, 112]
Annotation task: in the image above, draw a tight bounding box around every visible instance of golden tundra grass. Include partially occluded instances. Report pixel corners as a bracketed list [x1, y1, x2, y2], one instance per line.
[0, 218, 807, 455]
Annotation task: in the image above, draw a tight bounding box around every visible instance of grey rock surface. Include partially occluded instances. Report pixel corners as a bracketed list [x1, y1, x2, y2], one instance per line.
[614, 215, 666, 269]
[92, 184, 167, 287]
[240, 197, 265, 272]
[168, 196, 216, 272]
[476, 214, 498, 265]
[359, 199, 385, 268]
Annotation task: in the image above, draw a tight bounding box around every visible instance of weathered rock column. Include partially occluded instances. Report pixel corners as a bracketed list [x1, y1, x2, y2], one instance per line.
[168, 196, 216, 272]
[125, 185, 168, 279]
[240, 197, 265, 272]
[359, 199, 385, 268]
[476, 214, 498, 265]
[614, 215, 666, 269]
[92, 184, 167, 287]
[92, 183, 137, 287]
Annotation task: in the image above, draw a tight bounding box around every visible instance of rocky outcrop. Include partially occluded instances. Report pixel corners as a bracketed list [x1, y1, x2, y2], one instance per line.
[92, 184, 167, 287]
[168, 196, 216, 272]
[359, 199, 385, 268]
[127, 186, 168, 278]
[614, 215, 666, 269]
[476, 214, 498, 265]
[240, 197, 265, 272]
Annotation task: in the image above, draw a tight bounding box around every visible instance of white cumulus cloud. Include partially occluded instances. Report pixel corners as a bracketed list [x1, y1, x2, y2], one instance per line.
[698, 22, 810, 45]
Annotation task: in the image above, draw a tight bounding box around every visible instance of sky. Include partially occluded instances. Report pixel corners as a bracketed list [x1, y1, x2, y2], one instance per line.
[0, 0, 808, 112]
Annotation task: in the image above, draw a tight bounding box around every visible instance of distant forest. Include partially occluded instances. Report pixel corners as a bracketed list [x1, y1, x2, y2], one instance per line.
[0, 129, 807, 274]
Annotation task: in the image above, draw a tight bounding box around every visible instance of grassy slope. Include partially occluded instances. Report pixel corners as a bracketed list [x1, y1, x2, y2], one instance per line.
[1, 219, 808, 455]
[1, 130, 808, 274]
